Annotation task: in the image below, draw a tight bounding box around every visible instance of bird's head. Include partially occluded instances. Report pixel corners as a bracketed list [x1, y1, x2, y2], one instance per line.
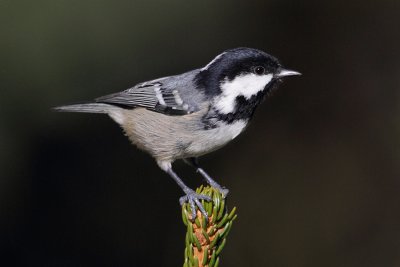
[196, 47, 300, 116]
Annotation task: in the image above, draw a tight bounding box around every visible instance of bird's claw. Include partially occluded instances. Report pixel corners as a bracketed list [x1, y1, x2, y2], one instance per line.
[207, 183, 229, 197]
[180, 190, 212, 221]
[216, 187, 229, 198]
[194, 167, 229, 197]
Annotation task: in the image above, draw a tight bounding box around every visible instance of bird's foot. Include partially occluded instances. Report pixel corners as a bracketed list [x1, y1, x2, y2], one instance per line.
[203, 180, 229, 198]
[180, 189, 212, 221]
[216, 186, 229, 198]
[195, 167, 229, 197]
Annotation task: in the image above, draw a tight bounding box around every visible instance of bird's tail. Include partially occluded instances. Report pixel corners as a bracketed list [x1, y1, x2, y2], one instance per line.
[54, 103, 126, 124]
[53, 103, 114, 114]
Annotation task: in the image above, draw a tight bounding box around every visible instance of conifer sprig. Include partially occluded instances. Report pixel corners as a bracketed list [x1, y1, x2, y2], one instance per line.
[182, 186, 237, 267]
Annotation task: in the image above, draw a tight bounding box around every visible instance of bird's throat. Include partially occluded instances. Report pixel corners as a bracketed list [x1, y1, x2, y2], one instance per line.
[215, 91, 265, 123]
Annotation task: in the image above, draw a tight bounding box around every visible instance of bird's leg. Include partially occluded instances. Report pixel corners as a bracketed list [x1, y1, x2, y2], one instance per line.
[184, 158, 229, 197]
[158, 161, 211, 220]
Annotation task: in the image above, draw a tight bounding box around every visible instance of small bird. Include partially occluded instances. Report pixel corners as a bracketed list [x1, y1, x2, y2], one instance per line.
[55, 47, 300, 219]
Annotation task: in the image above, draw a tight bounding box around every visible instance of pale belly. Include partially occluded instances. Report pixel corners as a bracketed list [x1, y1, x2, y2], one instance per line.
[184, 120, 247, 157]
[114, 107, 248, 162]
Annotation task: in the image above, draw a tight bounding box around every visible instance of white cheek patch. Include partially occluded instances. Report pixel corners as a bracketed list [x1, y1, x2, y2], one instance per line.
[214, 73, 273, 114]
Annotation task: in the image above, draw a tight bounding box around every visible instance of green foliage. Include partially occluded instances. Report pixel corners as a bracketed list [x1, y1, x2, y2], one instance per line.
[182, 186, 237, 267]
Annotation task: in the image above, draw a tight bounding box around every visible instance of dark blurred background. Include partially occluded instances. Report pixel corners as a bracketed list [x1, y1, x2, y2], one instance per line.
[1, 0, 399, 266]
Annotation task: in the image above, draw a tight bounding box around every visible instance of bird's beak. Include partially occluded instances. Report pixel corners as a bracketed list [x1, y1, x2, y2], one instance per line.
[275, 69, 301, 78]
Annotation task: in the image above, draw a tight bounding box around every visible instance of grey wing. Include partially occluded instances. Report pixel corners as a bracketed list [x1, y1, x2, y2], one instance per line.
[95, 71, 206, 115]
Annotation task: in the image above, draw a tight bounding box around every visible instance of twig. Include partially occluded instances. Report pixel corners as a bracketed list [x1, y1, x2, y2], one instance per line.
[182, 186, 237, 267]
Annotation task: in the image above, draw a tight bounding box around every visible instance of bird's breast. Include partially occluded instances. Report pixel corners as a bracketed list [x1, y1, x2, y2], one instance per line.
[119, 107, 248, 161]
[185, 120, 248, 156]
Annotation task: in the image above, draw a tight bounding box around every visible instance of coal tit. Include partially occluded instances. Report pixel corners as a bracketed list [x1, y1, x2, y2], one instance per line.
[55, 47, 300, 219]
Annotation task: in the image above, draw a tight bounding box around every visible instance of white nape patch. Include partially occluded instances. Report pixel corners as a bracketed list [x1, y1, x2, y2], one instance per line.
[109, 109, 125, 124]
[214, 73, 273, 114]
[154, 87, 166, 105]
[201, 52, 226, 71]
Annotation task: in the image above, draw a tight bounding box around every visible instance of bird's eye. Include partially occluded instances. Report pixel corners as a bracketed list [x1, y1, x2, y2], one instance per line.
[254, 66, 265, 75]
